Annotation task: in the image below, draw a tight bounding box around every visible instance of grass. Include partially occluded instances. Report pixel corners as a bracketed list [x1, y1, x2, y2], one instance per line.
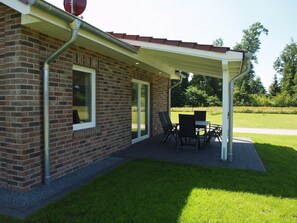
[170, 112, 297, 129]
[1, 134, 297, 223]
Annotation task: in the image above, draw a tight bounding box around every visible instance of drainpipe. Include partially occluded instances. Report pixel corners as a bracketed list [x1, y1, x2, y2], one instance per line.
[42, 19, 81, 185]
[168, 72, 185, 115]
[227, 53, 252, 162]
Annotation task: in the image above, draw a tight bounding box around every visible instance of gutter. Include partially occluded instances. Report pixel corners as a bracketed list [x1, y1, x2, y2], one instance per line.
[27, 0, 138, 54]
[168, 72, 186, 115]
[227, 52, 252, 162]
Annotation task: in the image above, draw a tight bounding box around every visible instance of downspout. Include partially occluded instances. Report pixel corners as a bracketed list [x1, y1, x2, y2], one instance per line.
[43, 19, 81, 185]
[227, 53, 252, 162]
[168, 72, 185, 115]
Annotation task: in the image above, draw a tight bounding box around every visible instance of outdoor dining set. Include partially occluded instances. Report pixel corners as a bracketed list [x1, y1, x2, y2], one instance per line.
[158, 111, 222, 152]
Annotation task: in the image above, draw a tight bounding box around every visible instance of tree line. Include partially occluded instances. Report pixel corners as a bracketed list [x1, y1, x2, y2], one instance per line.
[171, 22, 297, 107]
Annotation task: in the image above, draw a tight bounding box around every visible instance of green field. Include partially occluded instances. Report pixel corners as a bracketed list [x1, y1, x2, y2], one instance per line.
[171, 112, 297, 129]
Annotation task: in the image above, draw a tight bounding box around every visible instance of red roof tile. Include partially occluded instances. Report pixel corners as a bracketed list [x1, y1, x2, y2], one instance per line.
[108, 32, 231, 53]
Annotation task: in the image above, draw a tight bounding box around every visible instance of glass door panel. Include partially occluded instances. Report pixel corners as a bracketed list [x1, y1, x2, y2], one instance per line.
[131, 82, 138, 140]
[141, 84, 148, 137]
[132, 80, 150, 143]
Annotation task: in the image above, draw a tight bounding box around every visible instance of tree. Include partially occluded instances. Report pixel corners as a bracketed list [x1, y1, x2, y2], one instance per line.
[268, 74, 281, 96]
[233, 22, 268, 98]
[186, 38, 224, 103]
[250, 76, 266, 94]
[273, 38, 297, 96]
[213, 38, 224, 47]
[171, 72, 190, 107]
[185, 86, 208, 107]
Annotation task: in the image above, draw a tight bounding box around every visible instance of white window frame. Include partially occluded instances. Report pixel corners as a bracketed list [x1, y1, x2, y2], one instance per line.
[73, 65, 96, 131]
[132, 79, 150, 144]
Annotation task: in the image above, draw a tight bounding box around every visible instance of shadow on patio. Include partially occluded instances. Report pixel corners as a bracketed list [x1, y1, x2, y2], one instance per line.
[113, 134, 266, 172]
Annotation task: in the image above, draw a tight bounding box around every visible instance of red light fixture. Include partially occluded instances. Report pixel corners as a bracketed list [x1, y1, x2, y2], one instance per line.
[64, 0, 87, 16]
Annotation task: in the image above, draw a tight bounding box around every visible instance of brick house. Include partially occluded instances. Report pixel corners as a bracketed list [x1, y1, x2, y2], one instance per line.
[0, 0, 249, 192]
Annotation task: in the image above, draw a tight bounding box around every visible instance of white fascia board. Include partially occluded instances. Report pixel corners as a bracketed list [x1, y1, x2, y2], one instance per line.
[121, 39, 243, 62]
[1, 0, 30, 14]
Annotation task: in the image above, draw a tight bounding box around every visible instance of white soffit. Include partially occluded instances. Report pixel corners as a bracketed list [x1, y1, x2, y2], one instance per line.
[126, 41, 243, 78]
[1, 0, 30, 14]
[122, 39, 243, 62]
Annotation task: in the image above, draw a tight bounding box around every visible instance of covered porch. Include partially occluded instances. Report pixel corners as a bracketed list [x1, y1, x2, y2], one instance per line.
[113, 135, 265, 172]
[109, 33, 252, 162]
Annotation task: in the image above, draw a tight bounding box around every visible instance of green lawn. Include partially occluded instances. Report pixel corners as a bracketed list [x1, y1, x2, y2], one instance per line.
[171, 112, 297, 129]
[1, 134, 296, 223]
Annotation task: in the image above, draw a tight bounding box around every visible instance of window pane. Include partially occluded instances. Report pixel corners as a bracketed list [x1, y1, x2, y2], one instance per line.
[141, 84, 148, 136]
[73, 70, 92, 124]
[131, 82, 138, 140]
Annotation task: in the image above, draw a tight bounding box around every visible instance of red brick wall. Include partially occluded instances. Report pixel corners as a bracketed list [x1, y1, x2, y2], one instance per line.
[0, 4, 169, 192]
[0, 3, 6, 190]
[0, 5, 43, 191]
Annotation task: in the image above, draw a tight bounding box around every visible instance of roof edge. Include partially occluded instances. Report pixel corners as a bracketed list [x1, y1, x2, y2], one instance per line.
[20, 0, 138, 54]
[108, 32, 232, 53]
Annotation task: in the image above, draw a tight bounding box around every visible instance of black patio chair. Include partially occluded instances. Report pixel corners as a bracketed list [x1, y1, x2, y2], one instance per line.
[206, 124, 222, 143]
[163, 111, 178, 130]
[158, 111, 177, 145]
[194, 110, 206, 121]
[194, 110, 207, 141]
[177, 114, 200, 152]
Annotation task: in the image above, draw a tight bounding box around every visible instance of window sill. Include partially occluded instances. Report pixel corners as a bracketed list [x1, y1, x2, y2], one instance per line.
[73, 126, 101, 139]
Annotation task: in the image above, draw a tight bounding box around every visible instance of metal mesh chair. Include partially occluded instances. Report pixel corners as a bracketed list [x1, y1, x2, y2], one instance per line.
[206, 124, 222, 143]
[158, 111, 177, 144]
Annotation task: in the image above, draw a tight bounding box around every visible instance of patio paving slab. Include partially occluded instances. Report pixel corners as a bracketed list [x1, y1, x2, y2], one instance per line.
[113, 135, 266, 172]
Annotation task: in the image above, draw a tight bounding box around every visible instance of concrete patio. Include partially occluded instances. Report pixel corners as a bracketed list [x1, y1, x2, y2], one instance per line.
[113, 134, 266, 172]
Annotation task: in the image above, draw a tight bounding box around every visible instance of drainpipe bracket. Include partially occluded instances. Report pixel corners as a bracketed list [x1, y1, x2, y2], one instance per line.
[69, 19, 82, 30]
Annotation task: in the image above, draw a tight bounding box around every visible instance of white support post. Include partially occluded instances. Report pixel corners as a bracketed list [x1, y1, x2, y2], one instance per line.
[221, 60, 230, 161]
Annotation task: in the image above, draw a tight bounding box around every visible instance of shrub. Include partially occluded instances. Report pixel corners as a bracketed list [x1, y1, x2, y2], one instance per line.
[185, 86, 208, 107]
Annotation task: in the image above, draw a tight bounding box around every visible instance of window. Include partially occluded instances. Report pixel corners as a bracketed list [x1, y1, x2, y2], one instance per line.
[73, 65, 96, 130]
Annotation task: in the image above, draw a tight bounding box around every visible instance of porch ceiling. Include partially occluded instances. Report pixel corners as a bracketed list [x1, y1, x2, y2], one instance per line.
[113, 38, 244, 79]
[138, 48, 243, 79]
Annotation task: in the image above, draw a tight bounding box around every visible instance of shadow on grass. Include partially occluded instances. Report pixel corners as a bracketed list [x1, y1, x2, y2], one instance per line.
[4, 142, 297, 223]
[189, 142, 297, 199]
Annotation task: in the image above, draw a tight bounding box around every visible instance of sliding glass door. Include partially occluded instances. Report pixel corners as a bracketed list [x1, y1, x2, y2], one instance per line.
[132, 80, 150, 143]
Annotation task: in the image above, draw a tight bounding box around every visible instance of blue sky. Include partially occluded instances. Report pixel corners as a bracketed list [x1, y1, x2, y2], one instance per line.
[50, 0, 297, 90]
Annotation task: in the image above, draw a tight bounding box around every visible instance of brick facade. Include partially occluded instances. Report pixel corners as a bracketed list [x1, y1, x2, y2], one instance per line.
[0, 4, 169, 192]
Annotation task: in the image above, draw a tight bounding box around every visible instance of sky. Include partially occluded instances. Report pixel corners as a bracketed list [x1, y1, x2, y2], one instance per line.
[49, 0, 297, 90]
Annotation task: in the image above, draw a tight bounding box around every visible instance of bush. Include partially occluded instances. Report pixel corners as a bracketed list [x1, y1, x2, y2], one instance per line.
[271, 93, 297, 107]
[185, 86, 208, 107]
[206, 95, 222, 106]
